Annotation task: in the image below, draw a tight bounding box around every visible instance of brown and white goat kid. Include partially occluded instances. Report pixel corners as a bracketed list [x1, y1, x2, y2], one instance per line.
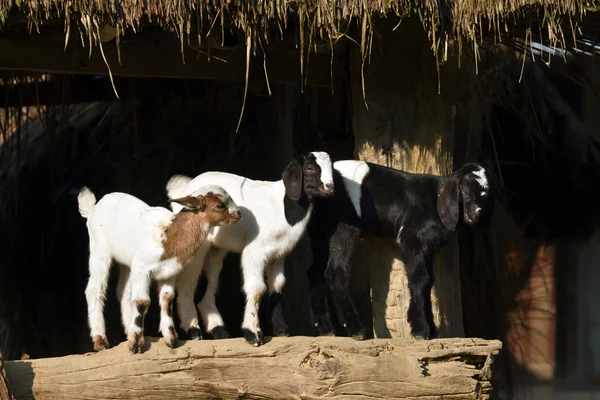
[77, 185, 241, 354]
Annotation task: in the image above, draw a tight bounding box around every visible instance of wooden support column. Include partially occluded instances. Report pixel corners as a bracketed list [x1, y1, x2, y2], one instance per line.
[0, 352, 13, 400]
[4, 336, 502, 399]
[350, 17, 464, 339]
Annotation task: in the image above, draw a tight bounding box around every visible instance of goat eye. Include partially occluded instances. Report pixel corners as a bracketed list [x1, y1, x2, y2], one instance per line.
[217, 203, 226, 210]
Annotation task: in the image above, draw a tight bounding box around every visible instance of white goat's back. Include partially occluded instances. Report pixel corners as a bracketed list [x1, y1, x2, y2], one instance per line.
[86, 192, 173, 266]
[168, 171, 285, 253]
[166, 175, 234, 213]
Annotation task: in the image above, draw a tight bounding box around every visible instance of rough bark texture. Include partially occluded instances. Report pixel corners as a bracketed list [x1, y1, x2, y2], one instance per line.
[0, 352, 13, 400]
[4, 336, 502, 400]
[350, 17, 464, 339]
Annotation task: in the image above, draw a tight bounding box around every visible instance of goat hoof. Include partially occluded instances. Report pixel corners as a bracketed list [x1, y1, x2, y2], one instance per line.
[410, 322, 431, 340]
[411, 330, 431, 341]
[165, 328, 179, 349]
[188, 327, 203, 340]
[272, 324, 289, 337]
[242, 328, 264, 347]
[92, 335, 110, 352]
[128, 333, 146, 354]
[351, 332, 367, 341]
[129, 340, 138, 354]
[413, 335, 428, 341]
[209, 326, 230, 340]
[164, 335, 178, 349]
[314, 322, 335, 337]
[137, 336, 146, 353]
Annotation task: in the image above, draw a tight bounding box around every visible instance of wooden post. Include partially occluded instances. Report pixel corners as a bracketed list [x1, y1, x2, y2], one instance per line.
[4, 336, 502, 399]
[0, 352, 13, 400]
[349, 17, 464, 339]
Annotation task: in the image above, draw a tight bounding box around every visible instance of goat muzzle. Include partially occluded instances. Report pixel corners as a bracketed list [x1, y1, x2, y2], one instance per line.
[231, 210, 242, 222]
[321, 182, 335, 196]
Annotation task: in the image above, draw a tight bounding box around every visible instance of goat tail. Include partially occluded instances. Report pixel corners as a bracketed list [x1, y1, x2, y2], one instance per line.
[77, 186, 97, 219]
[166, 174, 192, 200]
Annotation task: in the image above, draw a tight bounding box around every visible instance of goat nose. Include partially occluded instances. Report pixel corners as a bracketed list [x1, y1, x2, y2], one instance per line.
[325, 182, 334, 191]
[234, 210, 242, 219]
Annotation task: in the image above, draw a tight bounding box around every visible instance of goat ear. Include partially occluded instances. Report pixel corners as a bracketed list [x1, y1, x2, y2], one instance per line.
[169, 195, 207, 212]
[282, 159, 303, 201]
[437, 179, 459, 230]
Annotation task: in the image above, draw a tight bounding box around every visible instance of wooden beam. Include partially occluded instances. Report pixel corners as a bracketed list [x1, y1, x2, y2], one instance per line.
[4, 336, 502, 400]
[0, 35, 334, 88]
[0, 77, 116, 107]
[0, 75, 256, 107]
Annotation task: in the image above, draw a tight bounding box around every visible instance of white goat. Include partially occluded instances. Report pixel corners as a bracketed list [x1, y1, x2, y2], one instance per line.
[77, 185, 241, 354]
[166, 151, 335, 346]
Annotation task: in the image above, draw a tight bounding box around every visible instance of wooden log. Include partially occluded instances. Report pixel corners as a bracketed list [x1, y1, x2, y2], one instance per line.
[4, 336, 502, 400]
[0, 352, 13, 400]
[349, 16, 464, 339]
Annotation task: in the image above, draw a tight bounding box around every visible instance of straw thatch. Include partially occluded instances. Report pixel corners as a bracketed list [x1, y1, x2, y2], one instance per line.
[0, 0, 598, 70]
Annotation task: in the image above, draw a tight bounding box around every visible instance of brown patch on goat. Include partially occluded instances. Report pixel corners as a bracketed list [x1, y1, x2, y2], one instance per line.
[161, 291, 174, 318]
[253, 291, 262, 306]
[92, 335, 110, 351]
[135, 299, 150, 314]
[134, 299, 150, 328]
[162, 193, 238, 265]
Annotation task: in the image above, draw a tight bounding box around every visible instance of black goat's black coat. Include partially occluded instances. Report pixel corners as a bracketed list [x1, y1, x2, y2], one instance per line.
[307, 161, 492, 340]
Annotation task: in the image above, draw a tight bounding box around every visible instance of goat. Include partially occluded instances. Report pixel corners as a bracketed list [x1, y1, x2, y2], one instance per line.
[77, 185, 241, 354]
[166, 151, 335, 346]
[307, 161, 494, 340]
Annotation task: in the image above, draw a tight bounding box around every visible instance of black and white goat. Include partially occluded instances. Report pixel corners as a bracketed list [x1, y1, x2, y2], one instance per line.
[307, 160, 494, 340]
[166, 151, 335, 346]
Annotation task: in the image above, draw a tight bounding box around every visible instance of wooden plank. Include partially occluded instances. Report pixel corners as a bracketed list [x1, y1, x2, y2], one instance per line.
[0, 36, 333, 87]
[4, 336, 502, 400]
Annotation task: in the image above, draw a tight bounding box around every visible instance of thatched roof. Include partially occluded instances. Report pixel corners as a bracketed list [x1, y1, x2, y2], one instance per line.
[0, 0, 598, 64]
